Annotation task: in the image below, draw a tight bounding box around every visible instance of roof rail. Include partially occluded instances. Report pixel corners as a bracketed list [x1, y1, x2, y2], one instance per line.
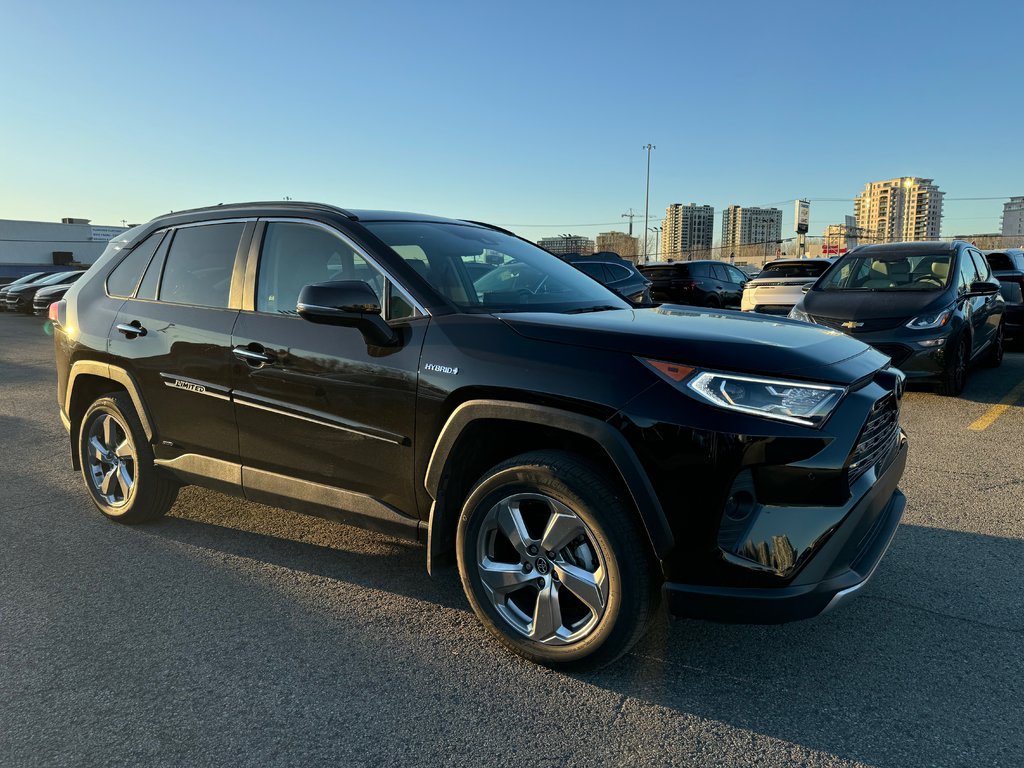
[152, 201, 359, 221]
[461, 220, 516, 237]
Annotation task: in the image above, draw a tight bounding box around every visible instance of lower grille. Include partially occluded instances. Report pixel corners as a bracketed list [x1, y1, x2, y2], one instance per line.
[870, 343, 913, 368]
[753, 304, 793, 315]
[848, 393, 901, 484]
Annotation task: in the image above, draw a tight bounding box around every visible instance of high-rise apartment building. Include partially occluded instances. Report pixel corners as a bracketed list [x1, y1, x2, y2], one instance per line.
[536, 234, 594, 256]
[721, 206, 783, 252]
[1001, 197, 1024, 238]
[854, 177, 943, 242]
[595, 231, 639, 260]
[661, 203, 714, 259]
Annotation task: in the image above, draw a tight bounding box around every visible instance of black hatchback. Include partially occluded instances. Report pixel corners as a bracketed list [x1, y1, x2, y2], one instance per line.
[789, 241, 1005, 395]
[984, 249, 1024, 343]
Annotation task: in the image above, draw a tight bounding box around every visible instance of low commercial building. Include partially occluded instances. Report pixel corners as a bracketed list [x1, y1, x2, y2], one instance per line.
[0, 217, 129, 282]
[1001, 197, 1024, 239]
[595, 231, 639, 261]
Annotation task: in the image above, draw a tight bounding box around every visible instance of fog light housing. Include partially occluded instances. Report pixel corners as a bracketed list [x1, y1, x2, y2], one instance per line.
[917, 337, 946, 348]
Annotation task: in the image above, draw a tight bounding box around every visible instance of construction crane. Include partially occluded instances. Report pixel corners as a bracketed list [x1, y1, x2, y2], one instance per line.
[621, 208, 641, 236]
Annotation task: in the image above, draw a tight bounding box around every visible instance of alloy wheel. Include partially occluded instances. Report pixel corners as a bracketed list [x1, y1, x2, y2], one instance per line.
[476, 493, 609, 645]
[85, 413, 137, 507]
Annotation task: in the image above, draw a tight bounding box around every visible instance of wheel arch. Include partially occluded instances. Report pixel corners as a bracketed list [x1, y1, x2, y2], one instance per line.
[424, 399, 674, 575]
[66, 361, 154, 470]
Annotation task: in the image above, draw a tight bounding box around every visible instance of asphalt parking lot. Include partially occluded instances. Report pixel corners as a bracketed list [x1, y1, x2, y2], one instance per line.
[1, 313, 1022, 768]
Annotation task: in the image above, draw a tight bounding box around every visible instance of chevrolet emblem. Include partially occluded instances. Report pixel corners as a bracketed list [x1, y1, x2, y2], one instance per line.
[841, 321, 864, 329]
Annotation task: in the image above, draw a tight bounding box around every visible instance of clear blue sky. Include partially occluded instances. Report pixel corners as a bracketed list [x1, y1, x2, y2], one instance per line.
[1, 0, 1020, 242]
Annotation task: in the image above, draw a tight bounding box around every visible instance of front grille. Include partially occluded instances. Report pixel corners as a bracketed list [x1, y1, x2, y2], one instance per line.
[848, 393, 901, 484]
[809, 314, 906, 333]
[870, 342, 913, 368]
[753, 304, 793, 315]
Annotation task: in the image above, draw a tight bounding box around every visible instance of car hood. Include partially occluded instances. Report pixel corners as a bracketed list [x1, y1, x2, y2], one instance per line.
[802, 289, 949, 321]
[498, 306, 888, 385]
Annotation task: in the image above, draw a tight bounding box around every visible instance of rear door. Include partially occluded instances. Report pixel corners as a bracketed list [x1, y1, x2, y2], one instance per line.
[231, 219, 427, 516]
[108, 220, 252, 463]
[969, 249, 1000, 347]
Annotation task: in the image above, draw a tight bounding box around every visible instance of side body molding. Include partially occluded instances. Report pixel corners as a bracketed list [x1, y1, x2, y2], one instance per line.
[424, 399, 675, 573]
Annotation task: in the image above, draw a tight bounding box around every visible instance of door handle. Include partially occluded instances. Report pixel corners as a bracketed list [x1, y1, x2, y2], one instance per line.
[116, 322, 147, 338]
[233, 346, 273, 366]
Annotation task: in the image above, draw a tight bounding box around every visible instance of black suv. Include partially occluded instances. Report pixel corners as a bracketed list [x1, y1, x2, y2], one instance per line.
[789, 241, 1004, 396]
[639, 260, 748, 308]
[53, 202, 907, 668]
[561, 252, 653, 304]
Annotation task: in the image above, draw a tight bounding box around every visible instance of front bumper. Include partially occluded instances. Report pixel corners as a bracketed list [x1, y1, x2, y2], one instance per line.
[664, 437, 907, 623]
[825, 328, 952, 381]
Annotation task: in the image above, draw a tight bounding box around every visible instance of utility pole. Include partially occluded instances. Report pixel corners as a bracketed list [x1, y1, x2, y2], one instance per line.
[642, 143, 655, 263]
[649, 226, 662, 261]
[621, 208, 639, 237]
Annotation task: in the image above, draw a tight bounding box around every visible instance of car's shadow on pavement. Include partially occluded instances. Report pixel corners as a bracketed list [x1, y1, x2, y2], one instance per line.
[576, 523, 1023, 767]
[142, 495, 1024, 767]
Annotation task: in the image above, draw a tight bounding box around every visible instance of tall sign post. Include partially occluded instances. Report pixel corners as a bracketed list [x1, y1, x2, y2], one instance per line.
[795, 199, 810, 257]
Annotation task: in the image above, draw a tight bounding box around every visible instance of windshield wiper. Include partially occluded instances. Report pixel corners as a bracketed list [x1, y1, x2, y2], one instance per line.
[563, 305, 622, 314]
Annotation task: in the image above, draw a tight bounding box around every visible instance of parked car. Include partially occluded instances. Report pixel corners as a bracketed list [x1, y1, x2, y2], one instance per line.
[639, 260, 748, 308]
[53, 201, 907, 669]
[562, 253, 653, 304]
[0, 271, 54, 306]
[33, 281, 82, 315]
[740, 258, 834, 315]
[789, 241, 1004, 395]
[5, 270, 86, 313]
[736, 264, 762, 280]
[984, 249, 1024, 343]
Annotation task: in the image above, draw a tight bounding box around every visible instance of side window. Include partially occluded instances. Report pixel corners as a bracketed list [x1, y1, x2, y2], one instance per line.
[710, 263, 729, 281]
[256, 222, 384, 315]
[605, 263, 632, 281]
[969, 251, 990, 282]
[576, 262, 608, 281]
[159, 223, 244, 308]
[689, 263, 710, 278]
[726, 265, 747, 283]
[956, 251, 976, 292]
[106, 232, 164, 298]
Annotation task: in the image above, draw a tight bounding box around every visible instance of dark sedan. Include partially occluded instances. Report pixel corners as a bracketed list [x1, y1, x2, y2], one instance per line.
[4, 271, 86, 313]
[0, 271, 54, 306]
[984, 249, 1024, 343]
[790, 241, 1004, 395]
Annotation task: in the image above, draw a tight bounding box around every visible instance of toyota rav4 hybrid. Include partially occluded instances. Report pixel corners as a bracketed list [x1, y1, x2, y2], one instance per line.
[52, 202, 907, 669]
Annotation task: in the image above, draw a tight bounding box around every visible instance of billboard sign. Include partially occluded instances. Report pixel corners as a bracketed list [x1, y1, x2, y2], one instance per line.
[90, 226, 129, 242]
[795, 200, 810, 234]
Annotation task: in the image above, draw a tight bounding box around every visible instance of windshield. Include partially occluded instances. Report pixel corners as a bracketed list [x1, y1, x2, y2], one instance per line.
[363, 221, 629, 313]
[38, 271, 79, 286]
[816, 253, 951, 292]
[6, 272, 48, 288]
[760, 261, 831, 279]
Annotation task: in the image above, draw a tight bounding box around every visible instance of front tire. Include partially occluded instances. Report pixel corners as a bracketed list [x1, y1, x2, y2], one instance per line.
[937, 334, 969, 396]
[78, 393, 178, 523]
[456, 450, 659, 670]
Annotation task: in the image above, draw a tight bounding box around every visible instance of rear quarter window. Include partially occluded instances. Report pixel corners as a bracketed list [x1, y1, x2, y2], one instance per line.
[105, 232, 165, 298]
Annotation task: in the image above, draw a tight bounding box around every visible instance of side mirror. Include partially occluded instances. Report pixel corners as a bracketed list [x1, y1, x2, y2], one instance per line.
[801, 284, 813, 293]
[968, 280, 1000, 297]
[296, 280, 398, 347]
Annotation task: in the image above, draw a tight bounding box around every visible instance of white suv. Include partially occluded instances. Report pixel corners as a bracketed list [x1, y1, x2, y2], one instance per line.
[740, 258, 834, 315]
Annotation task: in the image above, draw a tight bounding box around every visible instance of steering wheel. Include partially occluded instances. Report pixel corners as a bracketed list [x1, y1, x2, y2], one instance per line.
[913, 275, 943, 286]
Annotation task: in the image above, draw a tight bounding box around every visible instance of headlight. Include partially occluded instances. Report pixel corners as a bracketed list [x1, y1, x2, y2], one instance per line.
[788, 306, 812, 323]
[906, 308, 952, 329]
[641, 360, 845, 427]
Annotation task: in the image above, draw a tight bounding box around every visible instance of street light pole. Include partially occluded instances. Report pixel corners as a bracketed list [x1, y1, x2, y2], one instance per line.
[642, 143, 655, 263]
[649, 226, 661, 261]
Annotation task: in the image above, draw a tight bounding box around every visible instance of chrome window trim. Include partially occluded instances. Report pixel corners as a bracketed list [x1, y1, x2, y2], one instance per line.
[256, 216, 430, 318]
[174, 217, 258, 228]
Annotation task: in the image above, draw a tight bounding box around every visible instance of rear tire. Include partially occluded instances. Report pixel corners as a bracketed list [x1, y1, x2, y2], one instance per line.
[937, 334, 969, 396]
[78, 393, 178, 523]
[456, 450, 659, 670]
[704, 295, 721, 309]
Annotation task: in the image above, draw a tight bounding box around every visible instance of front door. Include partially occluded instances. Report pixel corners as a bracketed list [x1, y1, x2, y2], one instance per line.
[231, 220, 426, 517]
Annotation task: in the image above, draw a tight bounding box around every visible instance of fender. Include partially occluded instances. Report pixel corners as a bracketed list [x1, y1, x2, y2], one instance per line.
[65, 361, 156, 468]
[424, 399, 675, 572]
